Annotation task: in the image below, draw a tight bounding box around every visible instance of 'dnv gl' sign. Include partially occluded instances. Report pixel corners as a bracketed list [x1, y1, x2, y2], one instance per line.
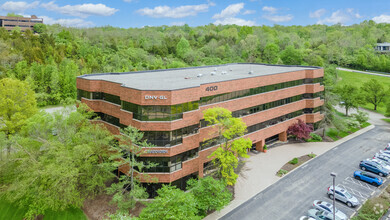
[145, 95, 167, 100]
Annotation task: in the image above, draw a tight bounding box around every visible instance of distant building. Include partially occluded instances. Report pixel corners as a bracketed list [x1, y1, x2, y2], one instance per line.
[0, 15, 43, 32]
[375, 43, 390, 52]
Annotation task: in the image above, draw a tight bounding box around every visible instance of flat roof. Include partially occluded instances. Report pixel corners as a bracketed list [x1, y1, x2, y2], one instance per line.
[377, 43, 390, 46]
[78, 63, 320, 91]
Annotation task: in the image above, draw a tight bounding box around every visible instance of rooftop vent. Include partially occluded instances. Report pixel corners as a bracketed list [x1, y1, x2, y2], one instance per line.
[229, 68, 233, 71]
[214, 67, 218, 71]
[210, 72, 216, 76]
[221, 71, 227, 75]
[248, 70, 253, 74]
[184, 77, 191, 79]
[197, 74, 203, 78]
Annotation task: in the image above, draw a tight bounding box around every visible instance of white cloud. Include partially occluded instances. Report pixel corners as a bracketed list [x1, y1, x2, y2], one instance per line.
[243, 10, 255, 15]
[138, 3, 211, 18]
[214, 17, 256, 26]
[262, 6, 277, 14]
[310, 9, 326, 18]
[212, 3, 244, 19]
[0, 1, 39, 13]
[170, 21, 186, 26]
[263, 14, 293, 23]
[41, 1, 118, 18]
[41, 16, 94, 28]
[123, 0, 133, 2]
[317, 9, 362, 25]
[373, 14, 390, 23]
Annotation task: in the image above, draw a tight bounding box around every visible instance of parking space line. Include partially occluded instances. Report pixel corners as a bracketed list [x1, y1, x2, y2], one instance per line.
[337, 184, 370, 200]
[343, 177, 376, 191]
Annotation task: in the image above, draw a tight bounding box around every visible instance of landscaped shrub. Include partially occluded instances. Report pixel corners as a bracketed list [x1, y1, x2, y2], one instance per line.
[351, 110, 369, 125]
[345, 119, 360, 129]
[289, 158, 299, 165]
[277, 169, 288, 177]
[308, 153, 317, 158]
[306, 133, 322, 142]
[326, 128, 339, 141]
[287, 119, 313, 140]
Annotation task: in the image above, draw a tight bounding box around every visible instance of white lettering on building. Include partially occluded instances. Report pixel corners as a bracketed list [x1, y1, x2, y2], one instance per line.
[145, 95, 168, 100]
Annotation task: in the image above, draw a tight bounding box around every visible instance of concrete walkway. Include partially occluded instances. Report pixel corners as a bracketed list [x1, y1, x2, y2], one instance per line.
[204, 124, 375, 220]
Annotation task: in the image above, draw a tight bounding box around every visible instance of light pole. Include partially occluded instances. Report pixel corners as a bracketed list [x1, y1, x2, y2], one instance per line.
[330, 172, 337, 220]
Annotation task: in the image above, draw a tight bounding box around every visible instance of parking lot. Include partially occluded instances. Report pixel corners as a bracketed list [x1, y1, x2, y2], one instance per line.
[221, 124, 390, 220]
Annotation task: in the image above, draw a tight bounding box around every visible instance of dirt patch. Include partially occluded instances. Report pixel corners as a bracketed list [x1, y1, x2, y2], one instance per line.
[82, 194, 148, 220]
[279, 155, 314, 175]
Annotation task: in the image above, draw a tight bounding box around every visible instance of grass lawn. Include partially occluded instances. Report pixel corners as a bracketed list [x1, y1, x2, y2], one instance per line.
[382, 118, 390, 123]
[0, 201, 87, 220]
[337, 69, 390, 115]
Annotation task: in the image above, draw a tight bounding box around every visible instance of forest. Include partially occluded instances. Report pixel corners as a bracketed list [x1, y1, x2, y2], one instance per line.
[0, 21, 390, 106]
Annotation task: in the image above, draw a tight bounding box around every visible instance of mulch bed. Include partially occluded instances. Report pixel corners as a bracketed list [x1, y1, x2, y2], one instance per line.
[280, 154, 313, 173]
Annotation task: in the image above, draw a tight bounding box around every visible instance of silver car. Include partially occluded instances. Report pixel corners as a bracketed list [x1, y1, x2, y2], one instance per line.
[312, 200, 347, 220]
[299, 216, 316, 220]
[374, 153, 390, 165]
[307, 209, 346, 220]
[327, 186, 360, 207]
[366, 158, 390, 171]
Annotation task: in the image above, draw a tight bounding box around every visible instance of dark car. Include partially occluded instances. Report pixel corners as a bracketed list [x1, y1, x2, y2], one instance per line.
[359, 160, 389, 177]
[354, 171, 383, 186]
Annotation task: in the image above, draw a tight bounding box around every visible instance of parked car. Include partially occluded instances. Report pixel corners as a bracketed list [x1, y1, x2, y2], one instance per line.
[312, 200, 347, 220]
[366, 158, 390, 170]
[384, 143, 390, 151]
[307, 208, 346, 220]
[373, 153, 390, 165]
[359, 160, 389, 177]
[327, 186, 360, 207]
[379, 150, 390, 157]
[299, 216, 316, 220]
[354, 171, 383, 186]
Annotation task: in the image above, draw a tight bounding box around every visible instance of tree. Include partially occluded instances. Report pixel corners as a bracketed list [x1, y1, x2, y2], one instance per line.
[0, 78, 37, 136]
[360, 79, 387, 111]
[187, 177, 232, 217]
[334, 84, 364, 116]
[33, 23, 46, 34]
[0, 106, 115, 219]
[385, 101, 390, 117]
[176, 37, 191, 59]
[107, 126, 156, 212]
[203, 107, 252, 185]
[263, 43, 280, 64]
[280, 45, 303, 65]
[287, 119, 313, 140]
[6, 12, 23, 17]
[138, 185, 200, 220]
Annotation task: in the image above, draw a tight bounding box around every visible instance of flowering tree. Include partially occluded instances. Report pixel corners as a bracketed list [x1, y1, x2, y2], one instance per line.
[287, 119, 313, 140]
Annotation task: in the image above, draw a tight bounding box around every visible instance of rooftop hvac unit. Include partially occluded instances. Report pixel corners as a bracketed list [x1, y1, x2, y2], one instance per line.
[197, 74, 203, 77]
[214, 67, 218, 71]
[221, 71, 227, 75]
[248, 70, 253, 74]
[210, 72, 216, 75]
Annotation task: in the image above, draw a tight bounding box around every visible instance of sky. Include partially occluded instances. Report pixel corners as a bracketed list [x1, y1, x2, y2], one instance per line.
[0, 0, 390, 28]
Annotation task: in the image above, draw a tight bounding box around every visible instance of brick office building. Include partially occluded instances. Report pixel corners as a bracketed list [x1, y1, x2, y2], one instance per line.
[77, 63, 324, 194]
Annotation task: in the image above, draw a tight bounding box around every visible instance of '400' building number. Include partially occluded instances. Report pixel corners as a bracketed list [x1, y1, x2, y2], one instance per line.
[205, 86, 218, 91]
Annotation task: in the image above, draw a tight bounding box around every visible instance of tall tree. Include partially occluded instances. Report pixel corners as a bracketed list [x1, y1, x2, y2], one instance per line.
[360, 79, 387, 111]
[138, 185, 200, 220]
[176, 37, 191, 59]
[107, 126, 156, 212]
[0, 106, 115, 219]
[334, 84, 364, 116]
[0, 78, 37, 136]
[280, 45, 303, 65]
[203, 107, 252, 186]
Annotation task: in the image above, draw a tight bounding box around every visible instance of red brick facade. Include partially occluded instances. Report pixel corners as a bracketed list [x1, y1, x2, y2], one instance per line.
[77, 67, 324, 184]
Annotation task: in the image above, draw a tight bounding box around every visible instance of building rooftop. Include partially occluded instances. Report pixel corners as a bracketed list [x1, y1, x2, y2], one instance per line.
[78, 63, 320, 91]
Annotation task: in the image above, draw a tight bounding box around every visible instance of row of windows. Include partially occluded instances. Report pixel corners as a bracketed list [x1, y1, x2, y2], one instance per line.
[122, 101, 198, 121]
[135, 147, 199, 173]
[200, 110, 304, 150]
[304, 77, 324, 85]
[199, 79, 306, 106]
[77, 77, 322, 121]
[142, 124, 199, 147]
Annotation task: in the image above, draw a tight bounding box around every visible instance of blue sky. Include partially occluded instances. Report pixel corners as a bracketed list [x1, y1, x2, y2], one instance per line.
[0, 0, 389, 28]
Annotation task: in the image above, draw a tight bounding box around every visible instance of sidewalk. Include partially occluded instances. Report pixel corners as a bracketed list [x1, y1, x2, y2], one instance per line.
[204, 125, 375, 220]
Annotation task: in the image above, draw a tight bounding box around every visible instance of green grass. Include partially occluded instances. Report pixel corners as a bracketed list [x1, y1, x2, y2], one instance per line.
[382, 118, 390, 123]
[337, 70, 390, 115]
[325, 122, 372, 141]
[0, 201, 87, 220]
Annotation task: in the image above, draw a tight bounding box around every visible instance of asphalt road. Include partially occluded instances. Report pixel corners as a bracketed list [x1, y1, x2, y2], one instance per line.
[221, 125, 390, 220]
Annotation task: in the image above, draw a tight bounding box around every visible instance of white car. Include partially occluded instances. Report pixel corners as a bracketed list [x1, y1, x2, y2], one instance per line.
[312, 200, 347, 220]
[299, 216, 315, 220]
[367, 158, 390, 171]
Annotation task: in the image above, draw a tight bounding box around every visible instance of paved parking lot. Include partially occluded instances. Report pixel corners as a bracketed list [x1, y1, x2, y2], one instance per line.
[220, 124, 390, 220]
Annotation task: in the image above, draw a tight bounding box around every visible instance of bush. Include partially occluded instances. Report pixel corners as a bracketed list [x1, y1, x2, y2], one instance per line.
[326, 128, 339, 141]
[306, 133, 322, 142]
[385, 101, 390, 117]
[308, 153, 316, 158]
[289, 158, 299, 165]
[351, 196, 389, 220]
[277, 169, 288, 177]
[345, 119, 360, 129]
[351, 111, 369, 125]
